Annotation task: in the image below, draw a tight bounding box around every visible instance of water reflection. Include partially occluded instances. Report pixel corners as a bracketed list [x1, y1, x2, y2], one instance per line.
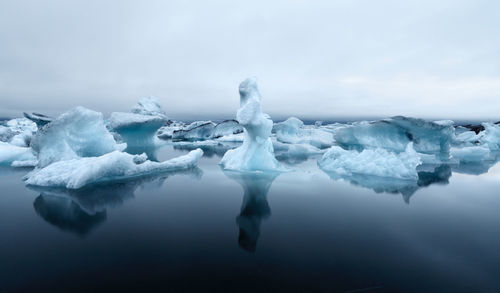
[30, 168, 203, 236]
[322, 164, 451, 203]
[223, 171, 279, 252]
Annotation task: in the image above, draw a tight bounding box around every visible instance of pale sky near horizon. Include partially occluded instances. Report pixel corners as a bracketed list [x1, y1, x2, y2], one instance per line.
[0, 0, 499, 120]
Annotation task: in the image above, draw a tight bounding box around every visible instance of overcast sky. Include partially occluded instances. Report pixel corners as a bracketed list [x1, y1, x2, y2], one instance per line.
[0, 0, 499, 120]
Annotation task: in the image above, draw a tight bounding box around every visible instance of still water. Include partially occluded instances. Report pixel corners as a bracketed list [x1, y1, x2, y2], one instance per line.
[1, 145, 500, 292]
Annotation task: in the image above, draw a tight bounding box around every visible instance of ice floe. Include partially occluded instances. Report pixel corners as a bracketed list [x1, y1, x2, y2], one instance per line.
[25, 148, 203, 189]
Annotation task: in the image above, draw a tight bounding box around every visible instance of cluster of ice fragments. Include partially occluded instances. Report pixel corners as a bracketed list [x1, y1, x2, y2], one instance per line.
[1, 98, 203, 189]
[1, 77, 500, 191]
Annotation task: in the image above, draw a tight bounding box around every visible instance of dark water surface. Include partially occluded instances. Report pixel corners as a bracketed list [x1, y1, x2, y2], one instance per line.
[1, 145, 500, 292]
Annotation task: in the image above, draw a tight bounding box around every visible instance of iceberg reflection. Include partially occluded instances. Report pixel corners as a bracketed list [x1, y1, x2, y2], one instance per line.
[322, 164, 451, 203]
[223, 171, 279, 252]
[30, 168, 203, 235]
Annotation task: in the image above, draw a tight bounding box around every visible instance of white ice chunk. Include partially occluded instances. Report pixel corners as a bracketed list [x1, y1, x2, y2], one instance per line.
[0, 141, 37, 166]
[273, 117, 333, 149]
[451, 146, 492, 163]
[0, 118, 38, 147]
[220, 78, 285, 172]
[11, 159, 38, 167]
[31, 107, 124, 168]
[25, 149, 203, 189]
[481, 123, 500, 150]
[318, 143, 422, 180]
[130, 96, 168, 119]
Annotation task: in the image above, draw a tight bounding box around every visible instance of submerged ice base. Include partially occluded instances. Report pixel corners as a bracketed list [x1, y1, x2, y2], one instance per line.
[220, 78, 285, 172]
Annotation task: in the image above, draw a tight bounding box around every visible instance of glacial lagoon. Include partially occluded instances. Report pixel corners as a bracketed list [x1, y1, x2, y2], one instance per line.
[1, 143, 500, 292]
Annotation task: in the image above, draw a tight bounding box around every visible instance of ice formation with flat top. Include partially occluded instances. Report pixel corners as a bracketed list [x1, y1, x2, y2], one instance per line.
[108, 97, 169, 146]
[24, 148, 203, 189]
[220, 78, 285, 172]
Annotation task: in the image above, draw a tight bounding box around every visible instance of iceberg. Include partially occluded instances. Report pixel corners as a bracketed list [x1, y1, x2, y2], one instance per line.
[108, 97, 169, 146]
[212, 120, 244, 138]
[318, 143, 422, 180]
[130, 96, 168, 119]
[24, 148, 203, 189]
[451, 146, 492, 163]
[108, 112, 166, 146]
[334, 116, 454, 157]
[0, 118, 38, 147]
[23, 112, 53, 127]
[0, 126, 15, 142]
[273, 117, 333, 148]
[273, 140, 324, 164]
[157, 121, 186, 139]
[481, 123, 500, 150]
[0, 141, 37, 166]
[31, 107, 125, 168]
[220, 77, 285, 172]
[172, 121, 216, 141]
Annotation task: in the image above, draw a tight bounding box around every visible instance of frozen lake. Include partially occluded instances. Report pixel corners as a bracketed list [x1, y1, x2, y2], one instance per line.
[1, 144, 500, 292]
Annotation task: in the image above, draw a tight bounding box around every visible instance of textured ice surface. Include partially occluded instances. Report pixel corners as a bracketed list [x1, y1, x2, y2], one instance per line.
[273, 117, 333, 148]
[0, 141, 37, 166]
[130, 96, 168, 119]
[108, 97, 169, 146]
[172, 122, 216, 141]
[220, 78, 285, 172]
[319, 143, 421, 180]
[157, 122, 185, 139]
[213, 120, 244, 138]
[31, 107, 124, 168]
[451, 146, 492, 163]
[334, 116, 454, 156]
[23, 112, 53, 127]
[481, 123, 500, 150]
[108, 112, 166, 146]
[0, 118, 38, 147]
[25, 149, 203, 189]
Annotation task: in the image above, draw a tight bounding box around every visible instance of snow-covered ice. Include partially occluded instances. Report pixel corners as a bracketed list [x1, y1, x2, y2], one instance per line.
[25, 148, 203, 189]
[220, 78, 285, 172]
[130, 96, 168, 118]
[31, 107, 125, 168]
[0, 141, 37, 166]
[318, 143, 422, 180]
